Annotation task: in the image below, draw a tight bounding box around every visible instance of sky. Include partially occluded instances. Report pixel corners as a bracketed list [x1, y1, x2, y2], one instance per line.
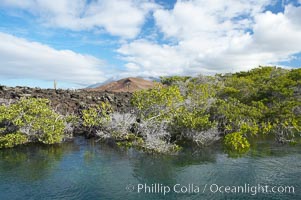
[0, 0, 301, 88]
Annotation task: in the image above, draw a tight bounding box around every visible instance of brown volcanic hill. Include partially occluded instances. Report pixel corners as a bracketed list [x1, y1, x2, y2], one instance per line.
[88, 77, 157, 92]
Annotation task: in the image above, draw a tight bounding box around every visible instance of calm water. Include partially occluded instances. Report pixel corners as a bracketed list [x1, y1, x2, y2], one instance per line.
[0, 137, 300, 200]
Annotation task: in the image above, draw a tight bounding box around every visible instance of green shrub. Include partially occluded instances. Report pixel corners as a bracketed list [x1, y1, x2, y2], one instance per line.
[131, 85, 184, 121]
[0, 132, 28, 148]
[173, 107, 214, 131]
[211, 98, 264, 135]
[81, 102, 112, 131]
[224, 132, 250, 153]
[0, 98, 65, 147]
[160, 76, 191, 86]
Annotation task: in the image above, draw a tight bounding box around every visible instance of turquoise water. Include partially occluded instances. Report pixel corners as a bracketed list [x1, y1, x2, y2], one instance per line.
[0, 137, 300, 200]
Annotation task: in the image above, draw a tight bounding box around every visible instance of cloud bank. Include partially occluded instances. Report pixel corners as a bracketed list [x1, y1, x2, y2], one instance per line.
[119, 0, 301, 75]
[0, 0, 301, 87]
[0, 0, 158, 38]
[0, 32, 105, 85]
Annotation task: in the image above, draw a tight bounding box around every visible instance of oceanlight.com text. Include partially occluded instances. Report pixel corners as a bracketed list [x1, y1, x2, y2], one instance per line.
[125, 183, 295, 196]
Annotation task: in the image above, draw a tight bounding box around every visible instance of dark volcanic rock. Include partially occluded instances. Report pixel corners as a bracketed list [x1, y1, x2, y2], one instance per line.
[0, 85, 133, 114]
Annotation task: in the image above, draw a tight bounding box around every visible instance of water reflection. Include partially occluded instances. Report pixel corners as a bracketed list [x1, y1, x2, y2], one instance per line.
[130, 146, 220, 184]
[248, 138, 301, 158]
[0, 142, 77, 181]
[0, 137, 300, 200]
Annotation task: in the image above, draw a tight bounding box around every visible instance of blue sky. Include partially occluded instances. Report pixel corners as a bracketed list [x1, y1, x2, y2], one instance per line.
[0, 0, 301, 88]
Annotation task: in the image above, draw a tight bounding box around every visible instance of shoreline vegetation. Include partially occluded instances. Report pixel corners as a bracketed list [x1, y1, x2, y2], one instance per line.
[0, 66, 300, 156]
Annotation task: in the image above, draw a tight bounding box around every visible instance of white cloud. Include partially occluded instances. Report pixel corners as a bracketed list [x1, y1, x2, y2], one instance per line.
[0, 32, 106, 86]
[118, 1, 301, 77]
[284, 4, 301, 28]
[0, 0, 159, 38]
[154, 0, 271, 40]
[252, 9, 301, 54]
[118, 40, 189, 76]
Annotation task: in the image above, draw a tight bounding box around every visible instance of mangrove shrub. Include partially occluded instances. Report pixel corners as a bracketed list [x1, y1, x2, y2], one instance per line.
[0, 98, 65, 148]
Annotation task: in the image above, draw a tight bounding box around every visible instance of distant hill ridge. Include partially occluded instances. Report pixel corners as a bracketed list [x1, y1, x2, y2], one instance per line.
[87, 77, 157, 92]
